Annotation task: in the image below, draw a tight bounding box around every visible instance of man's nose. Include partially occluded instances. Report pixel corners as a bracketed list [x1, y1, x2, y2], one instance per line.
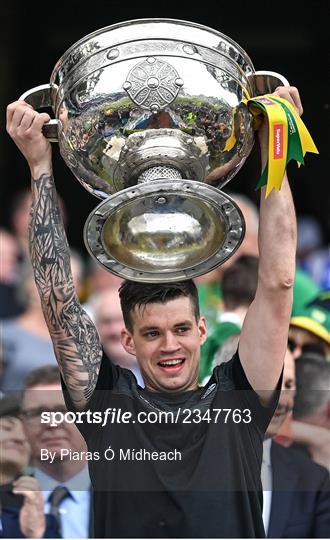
[161, 331, 180, 351]
[280, 390, 295, 411]
[292, 345, 302, 360]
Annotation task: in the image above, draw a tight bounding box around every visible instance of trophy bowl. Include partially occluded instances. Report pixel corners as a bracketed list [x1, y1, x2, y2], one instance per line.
[20, 18, 288, 282]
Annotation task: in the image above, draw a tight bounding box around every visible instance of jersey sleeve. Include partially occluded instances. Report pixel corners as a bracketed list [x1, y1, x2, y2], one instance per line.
[215, 349, 283, 434]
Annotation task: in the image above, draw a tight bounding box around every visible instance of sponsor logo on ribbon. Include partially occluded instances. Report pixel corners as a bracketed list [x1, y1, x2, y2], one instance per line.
[274, 124, 284, 159]
[258, 97, 275, 106]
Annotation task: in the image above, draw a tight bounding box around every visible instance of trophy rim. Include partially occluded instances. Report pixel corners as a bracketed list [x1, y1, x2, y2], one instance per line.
[83, 179, 246, 283]
[51, 18, 255, 82]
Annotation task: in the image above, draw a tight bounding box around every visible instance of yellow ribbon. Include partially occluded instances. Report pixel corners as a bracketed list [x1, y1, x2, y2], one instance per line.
[269, 95, 318, 161]
[244, 95, 318, 196]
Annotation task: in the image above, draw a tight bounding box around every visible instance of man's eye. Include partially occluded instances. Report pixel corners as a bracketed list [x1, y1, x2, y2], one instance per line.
[285, 382, 295, 390]
[176, 326, 189, 333]
[24, 409, 42, 418]
[145, 330, 159, 338]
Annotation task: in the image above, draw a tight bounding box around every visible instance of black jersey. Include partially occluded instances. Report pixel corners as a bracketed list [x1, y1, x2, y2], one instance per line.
[62, 351, 281, 538]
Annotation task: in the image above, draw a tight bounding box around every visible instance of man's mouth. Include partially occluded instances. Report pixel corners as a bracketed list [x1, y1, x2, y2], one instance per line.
[4, 442, 25, 451]
[42, 436, 67, 445]
[157, 358, 185, 371]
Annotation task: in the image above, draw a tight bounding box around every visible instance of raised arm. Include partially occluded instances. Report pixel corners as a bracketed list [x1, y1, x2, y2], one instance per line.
[239, 87, 301, 399]
[6, 101, 102, 410]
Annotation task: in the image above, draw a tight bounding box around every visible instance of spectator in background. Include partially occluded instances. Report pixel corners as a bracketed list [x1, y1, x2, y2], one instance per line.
[289, 291, 330, 361]
[195, 193, 259, 333]
[0, 393, 59, 538]
[0, 252, 85, 393]
[290, 267, 320, 317]
[195, 194, 320, 333]
[0, 229, 24, 319]
[92, 287, 143, 386]
[292, 353, 330, 472]
[8, 188, 67, 261]
[297, 216, 330, 289]
[0, 262, 57, 393]
[70, 248, 86, 302]
[20, 365, 92, 538]
[215, 337, 330, 537]
[263, 350, 330, 538]
[82, 259, 123, 314]
[8, 188, 33, 260]
[5, 186, 84, 298]
[214, 334, 240, 366]
[294, 353, 330, 428]
[199, 255, 258, 383]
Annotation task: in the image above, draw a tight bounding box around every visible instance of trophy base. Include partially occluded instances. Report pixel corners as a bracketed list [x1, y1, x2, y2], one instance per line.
[83, 179, 245, 283]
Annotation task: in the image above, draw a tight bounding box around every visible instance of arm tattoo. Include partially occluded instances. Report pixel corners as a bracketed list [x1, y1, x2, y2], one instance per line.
[29, 173, 102, 408]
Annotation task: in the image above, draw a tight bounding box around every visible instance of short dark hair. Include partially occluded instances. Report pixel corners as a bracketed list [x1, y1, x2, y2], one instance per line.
[293, 353, 330, 419]
[0, 392, 22, 418]
[24, 365, 61, 389]
[119, 280, 200, 332]
[222, 255, 259, 310]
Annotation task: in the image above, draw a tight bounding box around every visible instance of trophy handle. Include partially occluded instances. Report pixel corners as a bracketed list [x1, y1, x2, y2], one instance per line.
[247, 71, 290, 96]
[19, 84, 59, 142]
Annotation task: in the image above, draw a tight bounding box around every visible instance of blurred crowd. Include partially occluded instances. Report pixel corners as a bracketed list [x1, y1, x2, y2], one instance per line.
[0, 187, 329, 538]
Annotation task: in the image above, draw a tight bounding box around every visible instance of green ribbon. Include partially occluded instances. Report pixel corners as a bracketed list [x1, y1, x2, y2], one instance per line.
[255, 98, 305, 189]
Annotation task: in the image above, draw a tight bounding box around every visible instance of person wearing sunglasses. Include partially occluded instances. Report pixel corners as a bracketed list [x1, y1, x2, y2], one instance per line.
[289, 292, 330, 360]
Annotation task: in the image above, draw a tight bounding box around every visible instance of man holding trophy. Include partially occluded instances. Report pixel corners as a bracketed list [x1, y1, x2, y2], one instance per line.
[6, 19, 316, 538]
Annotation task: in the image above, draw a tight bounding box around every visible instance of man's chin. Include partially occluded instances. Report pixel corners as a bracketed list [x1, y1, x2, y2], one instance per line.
[42, 442, 69, 454]
[157, 376, 197, 393]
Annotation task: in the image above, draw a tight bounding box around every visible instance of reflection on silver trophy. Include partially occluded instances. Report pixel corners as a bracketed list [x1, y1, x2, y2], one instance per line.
[20, 19, 288, 282]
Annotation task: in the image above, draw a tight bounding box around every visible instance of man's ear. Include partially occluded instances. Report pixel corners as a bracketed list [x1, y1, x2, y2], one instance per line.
[198, 316, 207, 346]
[121, 328, 136, 356]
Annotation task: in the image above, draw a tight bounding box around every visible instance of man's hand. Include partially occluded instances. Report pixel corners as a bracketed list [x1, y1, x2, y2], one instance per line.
[12, 476, 46, 538]
[273, 85, 303, 115]
[6, 100, 52, 178]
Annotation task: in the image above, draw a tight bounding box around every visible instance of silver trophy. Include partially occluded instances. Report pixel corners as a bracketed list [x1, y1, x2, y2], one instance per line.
[20, 19, 288, 282]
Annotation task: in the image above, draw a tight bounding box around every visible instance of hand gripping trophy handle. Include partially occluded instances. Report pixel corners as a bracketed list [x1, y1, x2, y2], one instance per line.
[19, 84, 60, 142]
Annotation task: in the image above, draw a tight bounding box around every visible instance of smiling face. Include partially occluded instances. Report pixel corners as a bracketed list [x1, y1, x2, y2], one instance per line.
[0, 416, 31, 482]
[21, 383, 86, 463]
[121, 297, 207, 393]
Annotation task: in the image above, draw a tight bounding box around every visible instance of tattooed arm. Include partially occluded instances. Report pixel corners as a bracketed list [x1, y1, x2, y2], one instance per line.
[6, 101, 102, 410]
[29, 173, 102, 408]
